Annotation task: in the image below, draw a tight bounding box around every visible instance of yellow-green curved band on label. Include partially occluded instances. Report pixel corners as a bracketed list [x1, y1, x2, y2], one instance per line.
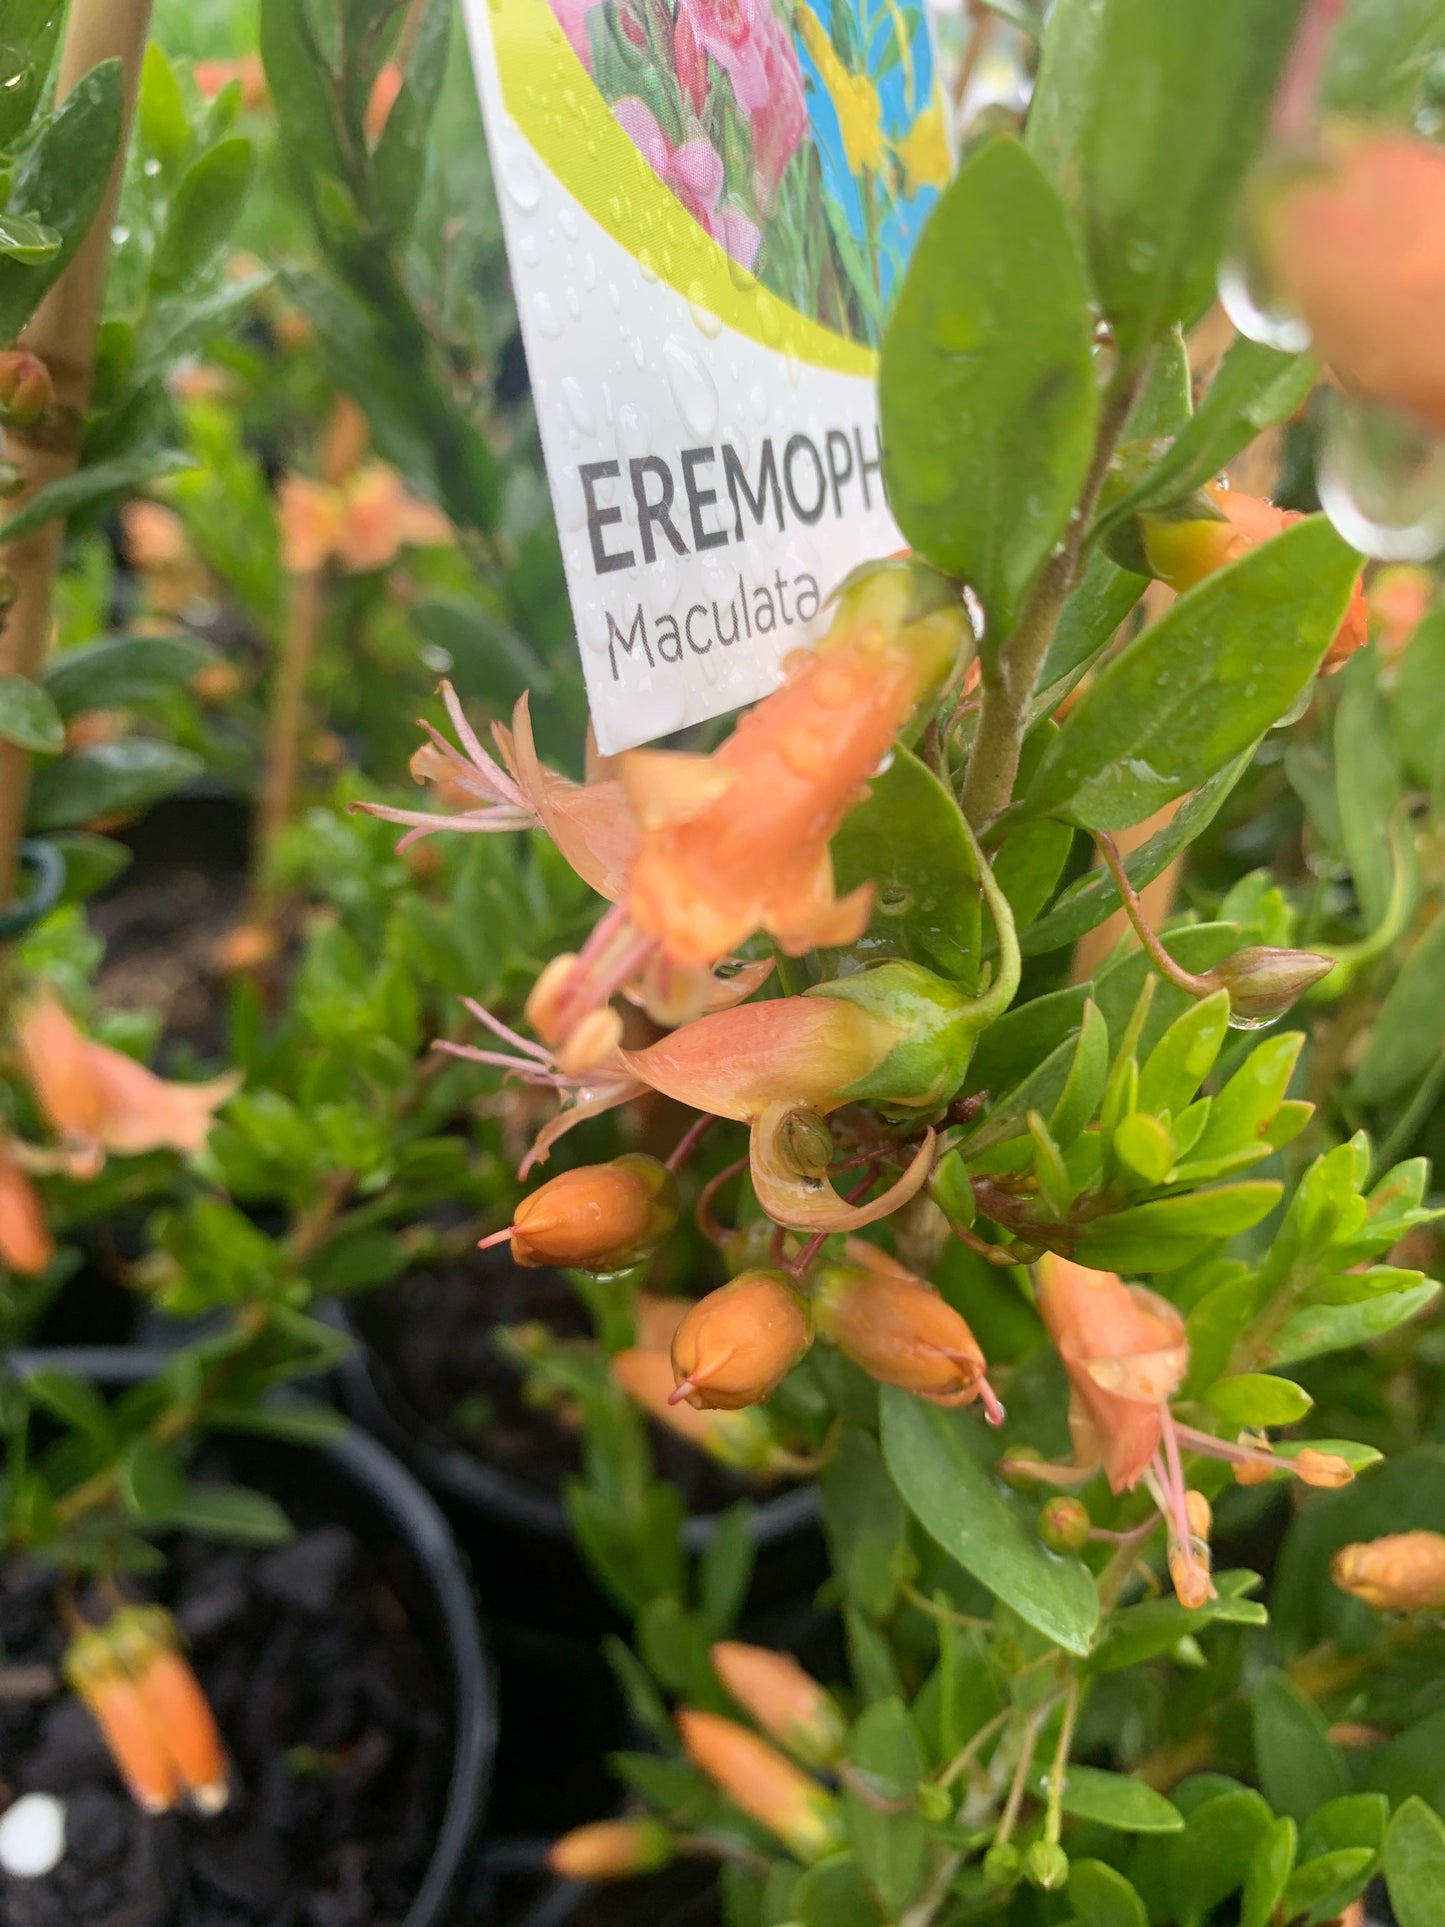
[490, 0, 879, 379]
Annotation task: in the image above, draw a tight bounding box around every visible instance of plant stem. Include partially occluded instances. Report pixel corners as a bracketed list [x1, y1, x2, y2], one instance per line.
[1041, 1676, 1080, 1845]
[1093, 831, 1216, 998]
[960, 360, 1150, 832]
[993, 1700, 1051, 1847]
[0, 0, 154, 903]
[252, 562, 326, 907]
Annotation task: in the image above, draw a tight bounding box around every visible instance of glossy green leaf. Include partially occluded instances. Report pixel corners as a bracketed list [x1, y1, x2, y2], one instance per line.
[821, 1428, 907, 1617]
[51, 830, 131, 904]
[1169, 1789, 1274, 1927]
[25, 739, 203, 832]
[119, 1437, 187, 1520]
[0, 674, 63, 754]
[2, 450, 194, 544]
[162, 1482, 293, 1544]
[1045, 1766, 1182, 1834]
[0, 3, 65, 147]
[0, 60, 124, 339]
[1353, 909, 1445, 1106]
[1252, 1670, 1349, 1823]
[1393, 607, 1445, 786]
[43, 632, 216, 718]
[1280, 1849, 1375, 1921]
[1035, 549, 1148, 718]
[1137, 991, 1229, 1118]
[1049, 998, 1109, 1147]
[1088, 1570, 1266, 1673]
[1113, 1112, 1174, 1185]
[1074, 1180, 1280, 1271]
[1024, 519, 1363, 830]
[1265, 1281, 1440, 1368]
[371, 0, 450, 233]
[1323, 0, 1445, 117]
[1203, 1374, 1312, 1427]
[825, 745, 979, 981]
[1239, 1816, 1296, 1927]
[1069, 1859, 1147, 1927]
[0, 211, 60, 262]
[1187, 1031, 1303, 1165]
[792, 1853, 884, 1927]
[880, 135, 1096, 640]
[1079, 0, 1305, 354]
[879, 1386, 1098, 1654]
[845, 1700, 927, 1915]
[152, 136, 256, 291]
[1335, 660, 1402, 934]
[138, 42, 189, 175]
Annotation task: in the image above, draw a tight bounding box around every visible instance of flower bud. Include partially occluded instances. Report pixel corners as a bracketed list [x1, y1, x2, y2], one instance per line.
[611, 1347, 783, 1473]
[1141, 500, 1238, 591]
[0, 350, 52, 427]
[983, 1842, 1021, 1888]
[1197, 946, 1334, 1023]
[676, 1710, 845, 1863]
[110, 1609, 228, 1814]
[1039, 1497, 1091, 1553]
[1168, 1543, 1214, 1611]
[1185, 1490, 1212, 1540]
[1292, 1448, 1355, 1490]
[999, 1446, 1045, 1487]
[64, 1628, 177, 1814]
[1332, 1531, 1445, 1611]
[1232, 1434, 1276, 1486]
[547, 1818, 675, 1880]
[0, 1151, 53, 1276]
[499, 1155, 677, 1272]
[776, 1106, 833, 1178]
[671, 1271, 812, 1410]
[1024, 1841, 1069, 1892]
[915, 1780, 953, 1823]
[813, 1253, 999, 1416]
[711, 1642, 847, 1768]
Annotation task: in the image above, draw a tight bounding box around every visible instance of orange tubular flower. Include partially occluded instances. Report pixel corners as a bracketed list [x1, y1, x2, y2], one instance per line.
[479, 1154, 677, 1271]
[710, 1642, 847, 1768]
[622, 557, 968, 969]
[669, 1271, 812, 1409]
[16, 993, 239, 1174]
[1332, 1532, 1445, 1612]
[0, 1148, 53, 1275]
[610, 1347, 785, 1473]
[813, 1241, 1003, 1420]
[1262, 128, 1445, 437]
[66, 1608, 227, 1816]
[1144, 484, 1368, 668]
[676, 1710, 846, 1863]
[548, 1818, 675, 1880]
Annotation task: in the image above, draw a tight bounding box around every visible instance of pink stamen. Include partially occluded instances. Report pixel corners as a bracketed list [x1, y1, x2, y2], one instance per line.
[1173, 1421, 1284, 1476]
[459, 996, 554, 1064]
[438, 682, 532, 811]
[476, 1226, 516, 1251]
[978, 1377, 1007, 1428]
[668, 1379, 697, 1407]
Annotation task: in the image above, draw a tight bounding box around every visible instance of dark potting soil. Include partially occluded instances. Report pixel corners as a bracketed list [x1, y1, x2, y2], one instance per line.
[352, 1254, 763, 1517]
[0, 1463, 451, 1926]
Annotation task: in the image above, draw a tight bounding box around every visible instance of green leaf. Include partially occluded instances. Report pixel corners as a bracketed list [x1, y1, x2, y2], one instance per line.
[1113, 1111, 1174, 1185]
[138, 42, 189, 175]
[0, 674, 63, 753]
[792, 1853, 884, 1927]
[1036, 549, 1148, 717]
[1026, 0, 1108, 212]
[1024, 518, 1363, 830]
[1353, 909, 1445, 1106]
[162, 1481, 293, 1543]
[880, 135, 1096, 640]
[1045, 1765, 1182, 1834]
[50, 829, 130, 902]
[1252, 1670, 1349, 1824]
[1187, 1031, 1303, 1166]
[1049, 998, 1109, 1147]
[844, 1700, 927, 1915]
[43, 632, 216, 718]
[0, 60, 124, 339]
[879, 1386, 1098, 1655]
[1393, 607, 1445, 786]
[25, 739, 203, 832]
[824, 745, 980, 981]
[205, 1400, 348, 1446]
[1203, 1374, 1312, 1427]
[1323, 0, 1445, 118]
[1088, 1570, 1266, 1673]
[1136, 991, 1229, 1118]
[152, 136, 255, 291]
[1335, 660, 1403, 933]
[1, 450, 195, 543]
[371, 0, 450, 233]
[820, 1428, 907, 1617]
[25, 1369, 114, 1444]
[699, 1503, 755, 1637]
[119, 1436, 187, 1519]
[1265, 1281, 1440, 1367]
[1279, 1849, 1375, 1921]
[0, 211, 60, 262]
[1069, 1859, 1148, 1927]
[1079, 0, 1305, 354]
[1073, 1181, 1281, 1272]
[1239, 1816, 1297, 1927]
[1169, 1789, 1274, 1927]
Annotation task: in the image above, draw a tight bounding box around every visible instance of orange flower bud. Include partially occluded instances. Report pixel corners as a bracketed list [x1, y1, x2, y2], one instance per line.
[1332, 1531, 1445, 1611]
[492, 1155, 677, 1272]
[670, 1271, 812, 1409]
[547, 1818, 674, 1880]
[0, 1151, 53, 1276]
[0, 350, 52, 427]
[676, 1709, 845, 1863]
[110, 1611, 228, 1814]
[1168, 1543, 1214, 1611]
[1293, 1447, 1355, 1490]
[1184, 1490, 1212, 1540]
[611, 1348, 782, 1473]
[813, 1246, 997, 1414]
[1197, 946, 1335, 1024]
[1143, 483, 1368, 668]
[1263, 129, 1445, 436]
[711, 1642, 847, 1768]
[64, 1628, 177, 1815]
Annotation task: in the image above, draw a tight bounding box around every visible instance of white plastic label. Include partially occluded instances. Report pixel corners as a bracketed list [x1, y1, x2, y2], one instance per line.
[459, 0, 950, 752]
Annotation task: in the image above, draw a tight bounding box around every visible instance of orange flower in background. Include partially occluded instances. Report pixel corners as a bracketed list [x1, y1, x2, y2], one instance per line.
[65, 1607, 228, 1816]
[676, 1710, 845, 1863]
[277, 464, 452, 576]
[1144, 484, 1368, 667]
[610, 1347, 785, 1473]
[1262, 128, 1445, 437]
[710, 1643, 846, 1768]
[192, 54, 268, 112]
[0, 1148, 53, 1275]
[1369, 564, 1433, 658]
[622, 559, 969, 968]
[366, 62, 403, 142]
[548, 1819, 674, 1880]
[15, 993, 240, 1173]
[1035, 1252, 1188, 1493]
[119, 500, 211, 615]
[1333, 1531, 1445, 1611]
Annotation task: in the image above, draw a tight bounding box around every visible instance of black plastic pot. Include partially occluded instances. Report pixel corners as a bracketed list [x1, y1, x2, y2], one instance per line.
[10, 1346, 496, 1927]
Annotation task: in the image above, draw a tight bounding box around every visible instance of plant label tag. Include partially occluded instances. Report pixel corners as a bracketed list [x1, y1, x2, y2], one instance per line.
[458, 0, 950, 753]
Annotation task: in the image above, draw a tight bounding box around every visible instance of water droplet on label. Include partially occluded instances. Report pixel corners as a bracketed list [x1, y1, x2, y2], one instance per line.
[689, 288, 722, 339]
[581, 251, 598, 291]
[533, 292, 563, 338]
[1318, 394, 1445, 561]
[518, 233, 541, 265]
[617, 402, 649, 456]
[564, 285, 581, 320]
[558, 203, 580, 239]
[500, 145, 542, 212]
[561, 376, 595, 434]
[638, 248, 659, 284]
[664, 335, 718, 437]
[750, 384, 769, 424]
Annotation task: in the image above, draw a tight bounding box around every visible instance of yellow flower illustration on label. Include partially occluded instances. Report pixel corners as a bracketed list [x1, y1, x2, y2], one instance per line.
[794, 4, 885, 176]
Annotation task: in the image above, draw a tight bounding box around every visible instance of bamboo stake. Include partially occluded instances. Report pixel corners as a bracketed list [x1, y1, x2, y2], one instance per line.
[0, 0, 154, 905]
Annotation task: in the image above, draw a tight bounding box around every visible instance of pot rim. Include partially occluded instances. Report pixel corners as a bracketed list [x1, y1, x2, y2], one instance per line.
[8, 1344, 497, 1927]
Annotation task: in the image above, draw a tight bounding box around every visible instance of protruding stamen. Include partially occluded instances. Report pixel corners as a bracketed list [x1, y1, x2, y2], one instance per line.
[978, 1377, 1007, 1428]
